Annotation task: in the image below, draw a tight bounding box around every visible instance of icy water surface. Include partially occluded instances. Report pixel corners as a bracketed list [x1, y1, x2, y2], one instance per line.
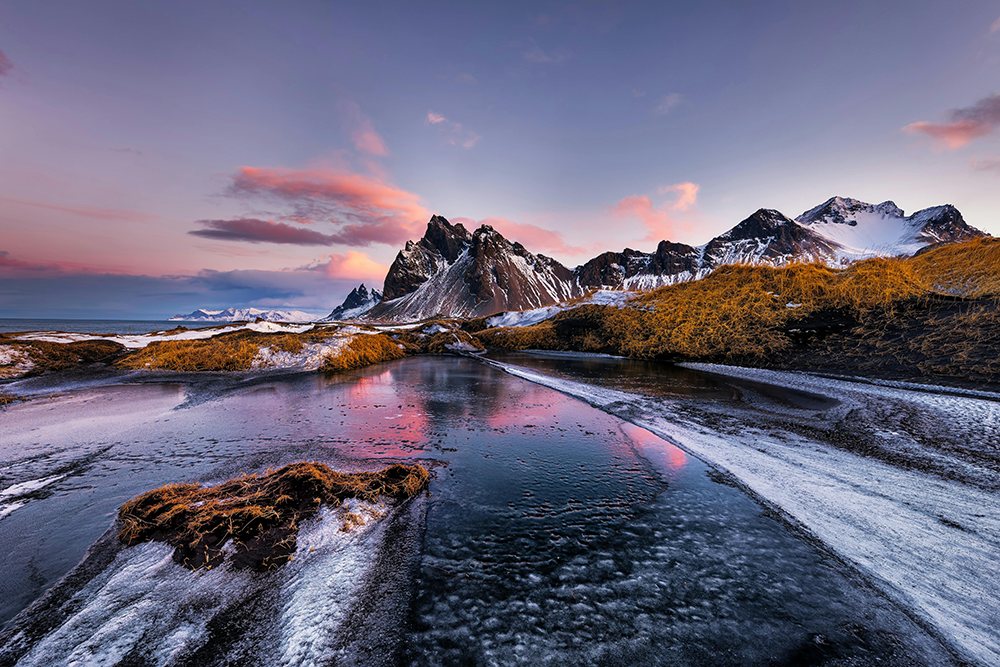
[0, 357, 954, 665]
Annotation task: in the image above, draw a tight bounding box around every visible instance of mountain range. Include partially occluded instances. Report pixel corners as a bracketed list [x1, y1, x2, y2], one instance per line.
[360, 197, 984, 321]
[169, 307, 316, 323]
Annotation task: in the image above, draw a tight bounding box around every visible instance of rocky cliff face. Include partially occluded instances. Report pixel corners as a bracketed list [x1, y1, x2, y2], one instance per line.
[366, 218, 582, 321]
[381, 216, 471, 301]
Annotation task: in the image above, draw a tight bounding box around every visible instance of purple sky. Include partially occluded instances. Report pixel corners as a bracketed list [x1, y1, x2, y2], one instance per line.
[1, 0, 999, 318]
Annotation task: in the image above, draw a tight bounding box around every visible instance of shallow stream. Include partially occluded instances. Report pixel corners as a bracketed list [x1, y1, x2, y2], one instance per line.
[0, 356, 956, 665]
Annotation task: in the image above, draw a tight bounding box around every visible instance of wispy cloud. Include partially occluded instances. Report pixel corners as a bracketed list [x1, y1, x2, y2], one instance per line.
[903, 93, 1000, 149]
[456, 72, 478, 85]
[523, 45, 566, 63]
[224, 166, 430, 247]
[991, 16, 1000, 33]
[971, 156, 1000, 171]
[452, 217, 587, 256]
[0, 49, 12, 80]
[657, 182, 699, 211]
[653, 93, 685, 116]
[631, 88, 646, 98]
[190, 218, 338, 245]
[341, 101, 389, 156]
[425, 111, 482, 149]
[0, 196, 160, 223]
[611, 181, 700, 243]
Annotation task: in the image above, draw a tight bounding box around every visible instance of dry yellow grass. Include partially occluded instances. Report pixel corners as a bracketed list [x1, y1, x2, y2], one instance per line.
[321, 334, 408, 372]
[117, 331, 311, 372]
[906, 237, 1000, 297]
[118, 461, 429, 570]
[474, 251, 972, 362]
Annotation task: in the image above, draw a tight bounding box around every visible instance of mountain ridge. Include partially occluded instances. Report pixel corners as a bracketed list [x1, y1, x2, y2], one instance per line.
[366, 196, 986, 321]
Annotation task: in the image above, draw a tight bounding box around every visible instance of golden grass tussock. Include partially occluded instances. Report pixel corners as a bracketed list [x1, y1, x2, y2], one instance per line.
[906, 237, 1000, 298]
[0, 392, 21, 406]
[1, 339, 126, 377]
[321, 333, 408, 372]
[117, 331, 315, 372]
[118, 461, 430, 571]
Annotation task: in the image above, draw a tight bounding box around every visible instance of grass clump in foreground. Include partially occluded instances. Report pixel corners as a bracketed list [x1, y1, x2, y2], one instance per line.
[322, 333, 408, 371]
[117, 330, 312, 372]
[118, 462, 430, 571]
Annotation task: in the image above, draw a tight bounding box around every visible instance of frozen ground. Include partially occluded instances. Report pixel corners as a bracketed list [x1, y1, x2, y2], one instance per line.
[10, 321, 315, 349]
[489, 358, 1000, 666]
[1, 497, 424, 667]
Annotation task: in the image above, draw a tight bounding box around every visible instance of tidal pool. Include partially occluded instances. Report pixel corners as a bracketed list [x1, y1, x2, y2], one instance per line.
[0, 357, 954, 665]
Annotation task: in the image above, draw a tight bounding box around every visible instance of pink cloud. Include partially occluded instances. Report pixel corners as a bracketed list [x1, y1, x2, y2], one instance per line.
[611, 182, 699, 243]
[657, 182, 699, 211]
[903, 93, 1000, 149]
[190, 218, 337, 245]
[425, 111, 481, 148]
[971, 156, 1000, 171]
[227, 166, 430, 247]
[991, 16, 1000, 33]
[452, 217, 587, 256]
[0, 196, 160, 222]
[319, 250, 388, 281]
[342, 101, 389, 156]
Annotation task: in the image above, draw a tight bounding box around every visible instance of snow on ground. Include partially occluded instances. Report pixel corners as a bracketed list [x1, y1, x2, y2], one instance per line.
[489, 360, 1000, 667]
[1, 474, 68, 522]
[10, 322, 314, 349]
[5, 499, 404, 666]
[485, 289, 637, 328]
[252, 338, 348, 372]
[0, 346, 35, 378]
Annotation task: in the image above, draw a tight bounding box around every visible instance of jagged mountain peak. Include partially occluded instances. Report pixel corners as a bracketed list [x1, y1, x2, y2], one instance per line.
[797, 197, 905, 227]
[720, 208, 797, 239]
[366, 216, 581, 320]
[322, 283, 383, 321]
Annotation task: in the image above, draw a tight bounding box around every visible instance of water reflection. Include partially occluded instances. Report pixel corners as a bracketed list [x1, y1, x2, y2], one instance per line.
[0, 357, 946, 667]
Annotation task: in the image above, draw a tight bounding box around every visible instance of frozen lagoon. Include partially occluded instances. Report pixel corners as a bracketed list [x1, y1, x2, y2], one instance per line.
[0, 356, 973, 665]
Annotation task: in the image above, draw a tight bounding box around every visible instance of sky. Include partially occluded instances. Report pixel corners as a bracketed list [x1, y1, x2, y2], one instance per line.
[1, 0, 999, 319]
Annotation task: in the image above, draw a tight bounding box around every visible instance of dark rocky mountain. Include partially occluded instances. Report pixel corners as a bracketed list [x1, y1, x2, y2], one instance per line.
[366, 217, 582, 321]
[365, 199, 987, 320]
[322, 284, 382, 321]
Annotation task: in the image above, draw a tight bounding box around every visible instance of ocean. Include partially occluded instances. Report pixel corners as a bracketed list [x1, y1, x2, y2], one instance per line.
[0, 319, 212, 335]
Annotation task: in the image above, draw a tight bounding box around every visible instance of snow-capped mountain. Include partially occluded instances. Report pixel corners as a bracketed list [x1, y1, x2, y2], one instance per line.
[169, 307, 316, 322]
[363, 200, 985, 321]
[321, 284, 383, 320]
[794, 197, 978, 260]
[574, 198, 985, 290]
[366, 216, 583, 321]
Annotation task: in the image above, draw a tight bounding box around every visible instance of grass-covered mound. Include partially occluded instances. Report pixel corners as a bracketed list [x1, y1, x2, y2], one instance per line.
[118, 462, 430, 571]
[0, 338, 126, 377]
[321, 333, 408, 371]
[473, 239, 1000, 388]
[117, 329, 334, 372]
